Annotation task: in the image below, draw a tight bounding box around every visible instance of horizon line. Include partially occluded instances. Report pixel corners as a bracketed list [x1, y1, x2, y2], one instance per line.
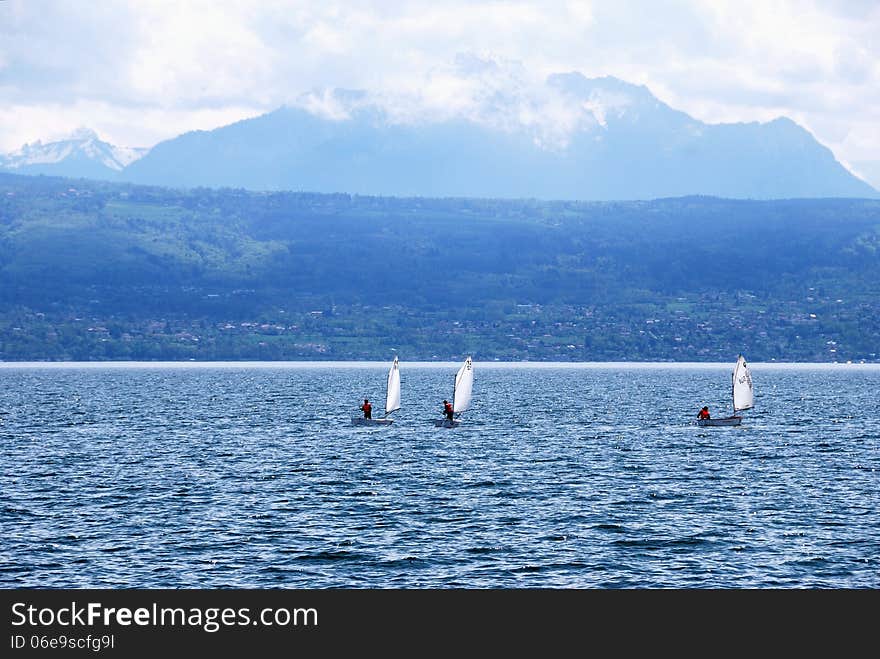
[1, 360, 876, 370]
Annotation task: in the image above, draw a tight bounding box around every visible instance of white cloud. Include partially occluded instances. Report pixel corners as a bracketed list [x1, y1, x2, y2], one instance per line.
[0, 0, 877, 187]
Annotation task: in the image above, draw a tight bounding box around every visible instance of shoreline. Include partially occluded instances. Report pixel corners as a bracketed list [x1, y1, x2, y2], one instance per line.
[0, 360, 877, 370]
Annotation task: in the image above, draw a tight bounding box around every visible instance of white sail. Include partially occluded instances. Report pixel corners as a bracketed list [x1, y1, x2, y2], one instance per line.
[452, 356, 474, 414]
[732, 354, 754, 412]
[385, 356, 401, 415]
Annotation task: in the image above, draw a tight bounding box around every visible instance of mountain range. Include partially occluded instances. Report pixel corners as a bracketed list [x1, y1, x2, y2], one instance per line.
[0, 127, 147, 181]
[1, 74, 876, 200]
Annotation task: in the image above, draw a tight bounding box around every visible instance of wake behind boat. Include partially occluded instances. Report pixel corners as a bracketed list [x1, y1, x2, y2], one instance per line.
[433, 356, 473, 427]
[696, 355, 754, 427]
[352, 356, 401, 426]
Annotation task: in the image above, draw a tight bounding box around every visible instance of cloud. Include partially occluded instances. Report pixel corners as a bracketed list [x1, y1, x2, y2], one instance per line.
[0, 0, 877, 187]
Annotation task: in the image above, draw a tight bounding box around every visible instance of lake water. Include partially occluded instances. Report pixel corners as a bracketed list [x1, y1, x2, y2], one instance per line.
[1, 362, 877, 588]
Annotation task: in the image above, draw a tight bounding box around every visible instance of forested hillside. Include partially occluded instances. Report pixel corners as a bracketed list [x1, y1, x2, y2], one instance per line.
[1, 173, 878, 361]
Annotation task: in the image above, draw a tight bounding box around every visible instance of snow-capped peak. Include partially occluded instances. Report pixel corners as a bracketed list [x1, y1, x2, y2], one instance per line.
[1, 128, 148, 172]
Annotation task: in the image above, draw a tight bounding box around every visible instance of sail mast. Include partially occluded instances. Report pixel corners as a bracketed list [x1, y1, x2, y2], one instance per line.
[731, 359, 735, 416]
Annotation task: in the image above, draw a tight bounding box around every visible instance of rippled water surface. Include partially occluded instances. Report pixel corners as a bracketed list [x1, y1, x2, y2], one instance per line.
[1, 362, 877, 588]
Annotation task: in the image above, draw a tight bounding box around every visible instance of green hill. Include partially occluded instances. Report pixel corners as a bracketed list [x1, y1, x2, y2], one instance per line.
[1, 173, 878, 361]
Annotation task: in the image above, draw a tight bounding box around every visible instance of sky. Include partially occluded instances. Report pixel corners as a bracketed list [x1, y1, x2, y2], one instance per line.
[1, 0, 878, 188]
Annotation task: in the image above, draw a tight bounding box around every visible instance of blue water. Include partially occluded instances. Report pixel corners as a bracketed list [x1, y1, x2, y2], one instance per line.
[1, 362, 877, 588]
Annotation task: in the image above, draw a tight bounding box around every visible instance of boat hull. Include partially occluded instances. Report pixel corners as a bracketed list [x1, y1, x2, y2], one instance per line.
[433, 419, 461, 428]
[351, 417, 394, 426]
[696, 416, 742, 427]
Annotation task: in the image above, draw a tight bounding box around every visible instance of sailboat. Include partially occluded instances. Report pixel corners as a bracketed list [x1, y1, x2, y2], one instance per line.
[351, 356, 401, 426]
[696, 354, 754, 427]
[434, 356, 473, 427]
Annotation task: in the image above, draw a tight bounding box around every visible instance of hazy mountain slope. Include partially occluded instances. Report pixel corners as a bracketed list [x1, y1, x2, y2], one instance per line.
[121, 74, 877, 200]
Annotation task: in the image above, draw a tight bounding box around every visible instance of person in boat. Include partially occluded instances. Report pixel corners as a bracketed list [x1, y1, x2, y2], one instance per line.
[443, 399, 454, 421]
[697, 406, 710, 420]
[360, 398, 372, 419]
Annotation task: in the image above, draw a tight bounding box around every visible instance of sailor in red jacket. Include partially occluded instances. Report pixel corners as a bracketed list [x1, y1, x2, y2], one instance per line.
[360, 398, 372, 419]
[443, 400, 454, 421]
[697, 406, 710, 420]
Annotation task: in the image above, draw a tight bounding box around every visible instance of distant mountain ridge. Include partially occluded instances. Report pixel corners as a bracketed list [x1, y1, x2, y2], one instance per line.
[2, 74, 877, 200]
[0, 128, 147, 180]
